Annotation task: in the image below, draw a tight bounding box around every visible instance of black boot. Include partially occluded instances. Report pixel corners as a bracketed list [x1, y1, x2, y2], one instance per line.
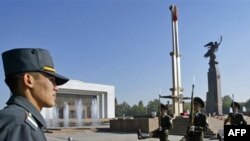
[137, 129, 143, 140]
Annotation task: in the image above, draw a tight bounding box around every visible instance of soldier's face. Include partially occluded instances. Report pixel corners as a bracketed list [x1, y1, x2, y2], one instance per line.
[161, 109, 167, 115]
[194, 103, 200, 112]
[30, 73, 58, 110]
[232, 107, 238, 113]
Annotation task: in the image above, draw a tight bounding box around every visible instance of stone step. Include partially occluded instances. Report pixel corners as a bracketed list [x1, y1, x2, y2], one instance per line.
[169, 116, 216, 137]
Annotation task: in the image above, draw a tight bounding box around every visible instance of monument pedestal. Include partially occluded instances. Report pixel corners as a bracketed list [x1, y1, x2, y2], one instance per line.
[110, 117, 159, 133]
[206, 60, 223, 115]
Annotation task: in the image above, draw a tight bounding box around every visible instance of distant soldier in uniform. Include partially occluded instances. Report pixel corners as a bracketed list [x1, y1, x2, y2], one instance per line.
[184, 97, 208, 141]
[0, 48, 69, 141]
[137, 103, 173, 141]
[224, 101, 247, 125]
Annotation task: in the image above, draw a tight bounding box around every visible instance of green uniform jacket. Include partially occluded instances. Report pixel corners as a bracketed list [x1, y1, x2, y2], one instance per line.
[186, 112, 208, 141]
[227, 113, 247, 125]
[0, 96, 48, 141]
[161, 114, 173, 130]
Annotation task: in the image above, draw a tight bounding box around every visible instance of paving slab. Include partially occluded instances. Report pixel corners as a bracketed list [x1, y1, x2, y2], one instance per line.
[45, 129, 218, 141]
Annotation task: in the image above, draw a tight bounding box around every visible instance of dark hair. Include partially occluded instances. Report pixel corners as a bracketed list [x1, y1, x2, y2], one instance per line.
[5, 73, 24, 94]
[5, 72, 40, 95]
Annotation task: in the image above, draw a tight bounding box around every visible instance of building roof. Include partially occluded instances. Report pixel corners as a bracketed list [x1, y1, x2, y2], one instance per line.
[58, 79, 114, 94]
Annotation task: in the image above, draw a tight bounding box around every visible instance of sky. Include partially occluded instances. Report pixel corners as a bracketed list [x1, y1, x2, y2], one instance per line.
[0, 0, 250, 109]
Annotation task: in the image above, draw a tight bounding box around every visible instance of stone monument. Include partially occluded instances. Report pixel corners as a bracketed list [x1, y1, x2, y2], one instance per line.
[204, 36, 223, 115]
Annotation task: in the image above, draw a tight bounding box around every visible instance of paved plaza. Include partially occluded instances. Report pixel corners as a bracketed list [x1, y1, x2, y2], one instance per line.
[44, 115, 233, 141]
[45, 115, 239, 141]
[45, 128, 219, 141]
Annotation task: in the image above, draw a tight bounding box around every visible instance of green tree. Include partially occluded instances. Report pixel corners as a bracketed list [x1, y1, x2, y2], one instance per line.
[138, 101, 146, 114]
[115, 100, 132, 117]
[245, 99, 250, 111]
[115, 97, 118, 106]
[115, 98, 122, 117]
[147, 99, 160, 115]
[130, 101, 146, 116]
[222, 95, 232, 114]
[115, 98, 123, 117]
[239, 102, 245, 113]
[120, 101, 131, 116]
[131, 104, 139, 115]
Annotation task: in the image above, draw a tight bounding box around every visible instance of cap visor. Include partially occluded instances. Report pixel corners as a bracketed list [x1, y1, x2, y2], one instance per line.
[43, 71, 69, 85]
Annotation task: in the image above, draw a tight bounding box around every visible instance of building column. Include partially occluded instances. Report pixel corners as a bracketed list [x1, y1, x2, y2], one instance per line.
[98, 94, 103, 119]
[97, 94, 105, 119]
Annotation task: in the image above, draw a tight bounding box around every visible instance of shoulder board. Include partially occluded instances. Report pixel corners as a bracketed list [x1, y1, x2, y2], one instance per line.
[25, 112, 38, 131]
[237, 113, 244, 117]
[197, 112, 205, 116]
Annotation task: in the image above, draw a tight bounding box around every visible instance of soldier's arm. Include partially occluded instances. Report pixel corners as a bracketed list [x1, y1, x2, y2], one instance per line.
[195, 114, 208, 131]
[240, 114, 247, 125]
[162, 115, 173, 130]
[204, 115, 209, 131]
[195, 126, 205, 132]
[169, 116, 173, 129]
[6, 124, 33, 141]
[224, 115, 230, 125]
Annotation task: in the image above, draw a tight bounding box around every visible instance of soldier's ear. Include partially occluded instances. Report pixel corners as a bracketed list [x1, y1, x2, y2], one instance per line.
[23, 73, 35, 88]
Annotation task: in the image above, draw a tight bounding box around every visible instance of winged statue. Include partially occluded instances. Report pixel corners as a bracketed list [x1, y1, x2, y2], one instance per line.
[204, 36, 222, 58]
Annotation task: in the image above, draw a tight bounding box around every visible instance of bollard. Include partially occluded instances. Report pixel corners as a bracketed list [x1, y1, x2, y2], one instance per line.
[68, 137, 73, 141]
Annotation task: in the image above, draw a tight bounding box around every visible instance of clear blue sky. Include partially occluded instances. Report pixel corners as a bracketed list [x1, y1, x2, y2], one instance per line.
[0, 0, 250, 109]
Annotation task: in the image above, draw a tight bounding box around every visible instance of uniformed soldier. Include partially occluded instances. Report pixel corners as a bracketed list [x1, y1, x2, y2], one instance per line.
[137, 103, 173, 141]
[0, 48, 69, 141]
[224, 101, 247, 125]
[184, 97, 208, 141]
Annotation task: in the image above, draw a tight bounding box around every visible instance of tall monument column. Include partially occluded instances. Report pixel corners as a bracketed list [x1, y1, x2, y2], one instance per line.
[169, 5, 183, 116]
[204, 37, 223, 115]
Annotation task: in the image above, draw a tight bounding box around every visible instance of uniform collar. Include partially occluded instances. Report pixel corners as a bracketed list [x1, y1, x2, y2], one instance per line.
[6, 95, 47, 128]
[195, 112, 201, 116]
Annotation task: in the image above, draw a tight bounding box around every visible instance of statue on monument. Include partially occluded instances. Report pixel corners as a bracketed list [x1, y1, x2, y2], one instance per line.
[204, 36, 223, 116]
[204, 36, 222, 59]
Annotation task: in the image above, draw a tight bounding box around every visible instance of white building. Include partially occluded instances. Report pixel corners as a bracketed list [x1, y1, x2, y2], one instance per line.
[41, 79, 115, 121]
